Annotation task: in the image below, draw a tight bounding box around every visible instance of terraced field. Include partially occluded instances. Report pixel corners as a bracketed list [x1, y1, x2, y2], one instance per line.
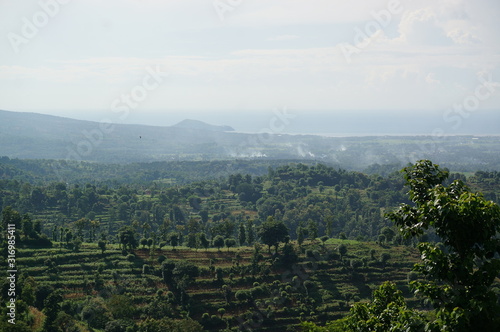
[17, 239, 422, 331]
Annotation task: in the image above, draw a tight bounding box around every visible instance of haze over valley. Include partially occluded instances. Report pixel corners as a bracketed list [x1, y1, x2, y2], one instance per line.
[1, 109, 500, 173]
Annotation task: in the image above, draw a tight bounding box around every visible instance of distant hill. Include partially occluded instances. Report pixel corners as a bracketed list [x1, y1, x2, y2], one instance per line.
[1, 109, 500, 172]
[172, 119, 234, 132]
[0, 110, 245, 162]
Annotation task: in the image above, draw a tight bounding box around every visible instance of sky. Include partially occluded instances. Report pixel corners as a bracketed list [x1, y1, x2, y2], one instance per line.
[0, 0, 499, 133]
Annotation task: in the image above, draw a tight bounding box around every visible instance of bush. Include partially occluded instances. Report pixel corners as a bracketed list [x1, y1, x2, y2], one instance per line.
[350, 259, 363, 269]
[157, 255, 166, 264]
[407, 271, 418, 283]
[235, 290, 252, 303]
[105, 319, 132, 332]
[82, 297, 112, 329]
[380, 253, 391, 265]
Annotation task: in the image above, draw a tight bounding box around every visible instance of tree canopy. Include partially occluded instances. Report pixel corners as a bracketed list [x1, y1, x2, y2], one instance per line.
[258, 217, 289, 253]
[387, 160, 500, 331]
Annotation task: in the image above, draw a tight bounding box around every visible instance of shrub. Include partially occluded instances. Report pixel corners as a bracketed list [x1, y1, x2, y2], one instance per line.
[157, 255, 166, 264]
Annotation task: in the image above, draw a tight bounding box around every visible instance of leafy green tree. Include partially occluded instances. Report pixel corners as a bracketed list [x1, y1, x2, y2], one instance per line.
[325, 214, 334, 238]
[161, 260, 176, 285]
[42, 290, 63, 332]
[235, 290, 252, 304]
[281, 242, 299, 266]
[379, 252, 391, 267]
[187, 233, 198, 249]
[198, 232, 209, 251]
[74, 217, 88, 238]
[199, 210, 209, 223]
[225, 238, 236, 251]
[188, 195, 202, 210]
[117, 226, 137, 250]
[380, 226, 395, 243]
[168, 232, 179, 250]
[338, 244, 347, 259]
[297, 226, 305, 246]
[221, 284, 232, 304]
[187, 218, 201, 234]
[300, 320, 346, 332]
[215, 267, 224, 281]
[21, 213, 34, 238]
[303, 280, 315, 296]
[35, 284, 54, 309]
[81, 297, 112, 329]
[377, 234, 386, 244]
[72, 237, 82, 252]
[89, 219, 100, 242]
[106, 295, 135, 319]
[1, 206, 22, 233]
[137, 317, 203, 332]
[344, 281, 425, 332]
[387, 160, 500, 331]
[0, 308, 31, 332]
[246, 219, 255, 244]
[258, 216, 289, 253]
[213, 235, 224, 251]
[172, 260, 199, 285]
[21, 277, 37, 306]
[238, 222, 246, 245]
[98, 239, 106, 254]
[307, 218, 318, 240]
[105, 319, 132, 332]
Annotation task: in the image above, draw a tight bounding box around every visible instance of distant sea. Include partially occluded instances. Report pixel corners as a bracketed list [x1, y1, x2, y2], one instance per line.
[38, 109, 500, 137]
[220, 110, 500, 136]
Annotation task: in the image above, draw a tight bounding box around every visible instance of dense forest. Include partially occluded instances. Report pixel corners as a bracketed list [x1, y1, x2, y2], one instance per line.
[1, 158, 499, 331]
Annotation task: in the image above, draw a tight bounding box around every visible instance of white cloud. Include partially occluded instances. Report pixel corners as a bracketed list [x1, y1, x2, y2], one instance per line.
[0, 0, 498, 113]
[446, 29, 481, 45]
[224, 0, 392, 26]
[267, 35, 300, 41]
[425, 72, 440, 85]
[396, 8, 452, 45]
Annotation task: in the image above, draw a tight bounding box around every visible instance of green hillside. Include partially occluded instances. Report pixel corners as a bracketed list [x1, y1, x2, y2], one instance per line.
[1, 159, 499, 331]
[13, 239, 421, 331]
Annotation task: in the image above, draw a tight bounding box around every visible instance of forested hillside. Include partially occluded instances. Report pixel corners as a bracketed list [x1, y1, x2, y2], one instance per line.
[1, 160, 499, 331]
[0, 161, 482, 244]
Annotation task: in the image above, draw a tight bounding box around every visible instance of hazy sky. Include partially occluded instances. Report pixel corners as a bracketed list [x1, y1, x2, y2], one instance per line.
[0, 0, 499, 129]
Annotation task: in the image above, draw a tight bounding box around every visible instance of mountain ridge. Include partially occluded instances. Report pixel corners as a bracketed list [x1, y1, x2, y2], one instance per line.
[172, 119, 234, 132]
[1, 109, 500, 172]
[0, 109, 242, 161]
